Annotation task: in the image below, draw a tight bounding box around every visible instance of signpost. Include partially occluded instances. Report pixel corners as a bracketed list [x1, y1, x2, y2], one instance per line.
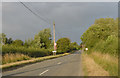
[52, 51, 56, 56]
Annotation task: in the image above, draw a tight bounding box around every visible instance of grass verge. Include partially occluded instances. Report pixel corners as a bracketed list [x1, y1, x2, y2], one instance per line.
[82, 52, 109, 76]
[90, 52, 118, 76]
[2, 53, 31, 64]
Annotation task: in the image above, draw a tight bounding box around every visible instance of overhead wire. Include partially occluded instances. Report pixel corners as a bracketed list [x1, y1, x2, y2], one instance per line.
[25, 2, 52, 28]
[20, 1, 51, 25]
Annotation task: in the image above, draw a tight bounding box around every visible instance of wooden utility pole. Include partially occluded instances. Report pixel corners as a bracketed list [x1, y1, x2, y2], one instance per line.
[53, 22, 56, 51]
[53, 21, 56, 55]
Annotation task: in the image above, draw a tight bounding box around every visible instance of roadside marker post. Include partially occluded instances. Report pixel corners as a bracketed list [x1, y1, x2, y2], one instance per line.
[52, 51, 57, 56]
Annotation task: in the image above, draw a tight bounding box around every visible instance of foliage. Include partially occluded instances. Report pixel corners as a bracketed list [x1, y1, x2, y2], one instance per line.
[80, 18, 118, 55]
[24, 38, 34, 48]
[1, 27, 79, 63]
[0, 33, 8, 45]
[12, 39, 24, 46]
[7, 38, 13, 44]
[32, 28, 52, 49]
[56, 38, 71, 52]
[69, 42, 79, 50]
[2, 45, 52, 57]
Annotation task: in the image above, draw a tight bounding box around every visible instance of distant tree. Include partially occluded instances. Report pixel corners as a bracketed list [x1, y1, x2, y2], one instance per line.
[80, 42, 83, 48]
[12, 40, 24, 46]
[24, 38, 33, 48]
[69, 42, 79, 50]
[33, 28, 52, 49]
[56, 37, 71, 52]
[7, 38, 13, 44]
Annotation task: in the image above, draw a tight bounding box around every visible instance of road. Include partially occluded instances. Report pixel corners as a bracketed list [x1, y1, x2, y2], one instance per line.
[3, 51, 83, 76]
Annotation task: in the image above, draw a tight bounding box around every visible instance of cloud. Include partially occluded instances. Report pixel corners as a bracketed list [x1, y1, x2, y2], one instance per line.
[2, 2, 118, 43]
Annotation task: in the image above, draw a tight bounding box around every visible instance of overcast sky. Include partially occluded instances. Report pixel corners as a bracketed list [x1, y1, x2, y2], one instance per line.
[2, 2, 118, 44]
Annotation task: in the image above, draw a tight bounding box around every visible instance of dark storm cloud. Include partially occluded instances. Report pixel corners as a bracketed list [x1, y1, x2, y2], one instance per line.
[2, 2, 118, 44]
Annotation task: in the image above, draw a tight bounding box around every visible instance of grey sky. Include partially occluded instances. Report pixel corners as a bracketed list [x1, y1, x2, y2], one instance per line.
[2, 2, 118, 44]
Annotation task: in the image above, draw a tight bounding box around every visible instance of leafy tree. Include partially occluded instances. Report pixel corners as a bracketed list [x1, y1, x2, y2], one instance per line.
[12, 40, 24, 46]
[56, 37, 71, 52]
[80, 18, 118, 55]
[33, 28, 52, 49]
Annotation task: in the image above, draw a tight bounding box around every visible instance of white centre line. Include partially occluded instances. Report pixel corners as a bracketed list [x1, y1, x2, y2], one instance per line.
[57, 62, 62, 65]
[39, 69, 49, 76]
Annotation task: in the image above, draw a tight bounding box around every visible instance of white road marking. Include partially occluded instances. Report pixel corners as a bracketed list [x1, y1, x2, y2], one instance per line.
[39, 69, 49, 76]
[57, 62, 62, 65]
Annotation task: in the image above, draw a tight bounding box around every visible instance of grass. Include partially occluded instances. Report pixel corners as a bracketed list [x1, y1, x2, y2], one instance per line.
[82, 54, 88, 76]
[2, 53, 31, 64]
[82, 51, 118, 76]
[90, 52, 118, 76]
[82, 52, 109, 76]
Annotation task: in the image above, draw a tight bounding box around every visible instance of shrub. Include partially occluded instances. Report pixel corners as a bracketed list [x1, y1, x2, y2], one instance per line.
[2, 45, 51, 57]
[93, 35, 118, 56]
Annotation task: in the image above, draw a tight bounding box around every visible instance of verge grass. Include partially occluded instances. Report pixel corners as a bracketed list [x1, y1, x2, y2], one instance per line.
[82, 52, 109, 76]
[82, 51, 118, 76]
[2, 53, 31, 64]
[90, 52, 118, 76]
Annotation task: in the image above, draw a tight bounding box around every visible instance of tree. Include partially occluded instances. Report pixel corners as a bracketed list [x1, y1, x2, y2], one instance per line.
[12, 40, 24, 46]
[69, 42, 79, 50]
[33, 28, 52, 49]
[80, 18, 118, 55]
[0, 33, 8, 45]
[24, 38, 33, 48]
[7, 38, 13, 44]
[56, 37, 71, 52]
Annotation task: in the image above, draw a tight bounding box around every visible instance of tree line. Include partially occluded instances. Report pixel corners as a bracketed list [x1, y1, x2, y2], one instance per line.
[0, 28, 80, 58]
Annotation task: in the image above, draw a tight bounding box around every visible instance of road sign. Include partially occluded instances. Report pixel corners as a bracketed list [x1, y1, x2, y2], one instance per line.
[52, 51, 57, 53]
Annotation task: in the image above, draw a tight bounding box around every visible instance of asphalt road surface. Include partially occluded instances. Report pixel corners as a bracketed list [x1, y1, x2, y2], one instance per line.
[3, 51, 83, 76]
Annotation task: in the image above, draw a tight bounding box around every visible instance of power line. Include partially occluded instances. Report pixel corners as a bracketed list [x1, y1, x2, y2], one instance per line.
[25, 3, 52, 28]
[20, 2, 51, 25]
[28, 3, 51, 23]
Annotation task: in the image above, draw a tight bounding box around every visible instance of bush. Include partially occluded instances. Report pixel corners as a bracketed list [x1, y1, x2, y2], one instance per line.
[2, 45, 52, 57]
[93, 35, 118, 56]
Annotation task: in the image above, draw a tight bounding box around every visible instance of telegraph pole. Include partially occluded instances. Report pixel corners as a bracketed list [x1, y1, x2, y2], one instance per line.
[53, 22, 56, 51]
[52, 21, 56, 55]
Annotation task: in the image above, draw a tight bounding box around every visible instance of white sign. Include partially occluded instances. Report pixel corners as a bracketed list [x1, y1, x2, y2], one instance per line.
[52, 51, 57, 53]
[85, 48, 88, 51]
[55, 43, 57, 46]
